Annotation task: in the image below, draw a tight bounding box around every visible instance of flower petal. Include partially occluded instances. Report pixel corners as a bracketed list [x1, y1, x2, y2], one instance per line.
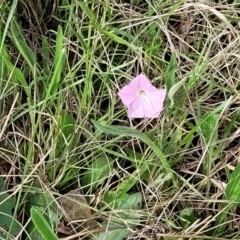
[146, 89, 167, 103]
[128, 97, 163, 118]
[128, 89, 166, 118]
[128, 97, 145, 118]
[129, 74, 153, 90]
[118, 85, 137, 107]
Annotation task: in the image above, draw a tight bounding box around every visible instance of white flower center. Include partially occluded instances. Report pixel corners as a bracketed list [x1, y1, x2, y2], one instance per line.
[138, 90, 146, 96]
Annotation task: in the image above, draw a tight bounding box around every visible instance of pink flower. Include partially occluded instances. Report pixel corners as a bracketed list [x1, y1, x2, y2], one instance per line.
[118, 74, 166, 118]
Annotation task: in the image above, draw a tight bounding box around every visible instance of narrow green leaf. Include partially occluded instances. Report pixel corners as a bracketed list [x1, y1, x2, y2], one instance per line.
[56, 110, 76, 155]
[54, 25, 63, 69]
[92, 121, 177, 188]
[30, 208, 58, 240]
[27, 191, 58, 228]
[117, 173, 140, 194]
[226, 163, 240, 202]
[92, 120, 171, 171]
[200, 113, 218, 142]
[73, 29, 88, 51]
[0, 0, 18, 54]
[165, 54, 176, 91]
[10, 19, 35, 71]
[168, 77, 186, 107]
[48, 25, 65, 97]
[215, 163, 240, 235]
[164, 127, 182, 155]
[42, 37, 50, 70]
[100, 29, 141, 51]
[59, 110, 75, 140]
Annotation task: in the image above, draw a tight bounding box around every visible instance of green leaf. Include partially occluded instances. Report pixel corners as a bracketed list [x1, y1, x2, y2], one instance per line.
[111, 193, 142, 224]
[10, 18, 35, 71]
[59, 110, 75, 141]
[42, 37, 50, 71]
[215, 163, 240, 235]
[26, 191, 58, 240]
[118, 192, 142, 209]
[117, 173, 140, 195]
[200, 113, 218, 142]
[41, 25, 65, 104]
[97, 228, 130, 240]
[30, 208, 59, 240]
[116, 193, 142, 227]
[148, 172, 173, 188]
[51, 110, 76, 161]
[164, 219, 182, 230]
[181, 97, 232, 148]
[92, 121, 177, 188]
[168, 77, 186, 107]
[165, 54, 176, 91]
[26, 221, 44, 240]
[0, 24, 30, 98]
[92, 120, 171, 171]
[82, 156, 113, 192]
[104, 191, 129, 209]
[164, 127, 182, 156]
[100, 29, 141, 51]
[226, 164, 240, 201]
[27, 192, 58, 227]
[0, 177, 21, 238]
[51, 25, 65, 96]
[98, 193, 142, 240]
[180, 208, 197, 229]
